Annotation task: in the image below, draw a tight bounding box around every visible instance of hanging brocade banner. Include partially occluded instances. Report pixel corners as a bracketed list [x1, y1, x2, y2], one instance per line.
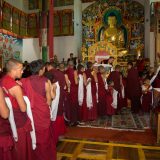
[28, 13, 38, 37]
[54, 0, 73, 7]
[19, 11, 27, 36]
[0, 0, 3, 28]
[2, 2, 12, 31]
[12, 8, 20, 34]
[53, 11, 60, 36]
[28, 0, 39, 10]
[53, 9, 73, 36]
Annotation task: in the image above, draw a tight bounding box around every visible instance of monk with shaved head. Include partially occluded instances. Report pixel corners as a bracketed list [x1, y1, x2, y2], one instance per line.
[0, 86, 13, 160]
[1, 58, 33, 160]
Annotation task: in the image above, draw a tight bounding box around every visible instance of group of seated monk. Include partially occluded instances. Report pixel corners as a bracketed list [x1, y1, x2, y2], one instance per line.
[0, 57, 160, 160]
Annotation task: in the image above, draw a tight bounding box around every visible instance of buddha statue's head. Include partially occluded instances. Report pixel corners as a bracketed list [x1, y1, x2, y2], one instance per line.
[108, 16, 117, 27]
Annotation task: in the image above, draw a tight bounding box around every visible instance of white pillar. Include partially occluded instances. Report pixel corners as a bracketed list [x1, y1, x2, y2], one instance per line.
[74, 0, 82, 58]
[144, 0, 150, 58]
[150, 32, 156, 67]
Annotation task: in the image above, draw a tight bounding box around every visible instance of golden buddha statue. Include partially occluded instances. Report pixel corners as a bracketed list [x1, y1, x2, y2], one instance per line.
[100, 16, 124, 48]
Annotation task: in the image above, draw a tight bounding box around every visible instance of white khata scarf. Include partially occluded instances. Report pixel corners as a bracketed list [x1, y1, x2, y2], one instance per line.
[5, 97, 18, 142]
[5, 96, 37, 150]
[96, 82, 98, 103]
[50, 81, 60, 121]
[24, 96, 36, 150]
[121, 83, 125, 98]
[150, 66, 160, 85]
[111, 89, 118, 109]
[86, 78, 93, 109]
[78, 74, 84, 106]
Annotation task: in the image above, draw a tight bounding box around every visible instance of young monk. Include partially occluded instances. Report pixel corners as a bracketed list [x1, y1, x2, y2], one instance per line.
[0, 87, 13, 160]
[21, 60, 56, 160]
[1, 58, 33, 160]
[106, 80, 118, 116]
[108, 65, 124, 111]
[141, 79, 152, 113]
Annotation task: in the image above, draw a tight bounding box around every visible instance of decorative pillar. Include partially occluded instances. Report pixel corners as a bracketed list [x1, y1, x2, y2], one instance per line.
[144, 0, 150, 59]
[150, 32, 155, 67]
[41, 0, 48, 62]
[74, 0, 82, 59]
[48, 0, 54, 61]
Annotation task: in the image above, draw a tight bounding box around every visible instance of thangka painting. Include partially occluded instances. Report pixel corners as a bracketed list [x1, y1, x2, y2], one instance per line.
[2, 2, 12, 31]
[54, 0, 95, 6]
[54, 0, 73, 7]
[82, 0, 144, 53]
[0, 33, 22, 64]
[28, 13, 38, 37]
[54, 9, 73, 36]
[54, 11, 61, 36]
[19, 12, 27, 36]
[12, 8, 20, 34]
[28, 0, 39, 10]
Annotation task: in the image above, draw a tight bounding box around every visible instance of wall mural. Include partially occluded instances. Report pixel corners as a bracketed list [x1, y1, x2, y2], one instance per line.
[82, 0, 144, 63]
[0, 33, 22, 65]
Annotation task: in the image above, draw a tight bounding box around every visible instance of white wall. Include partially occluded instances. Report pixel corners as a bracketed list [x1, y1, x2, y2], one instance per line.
[54, 36, 76, 62]
[22, 38, 40, 62]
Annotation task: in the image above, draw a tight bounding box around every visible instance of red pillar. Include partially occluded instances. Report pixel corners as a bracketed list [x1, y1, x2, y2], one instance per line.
[48, 0, 54, 61]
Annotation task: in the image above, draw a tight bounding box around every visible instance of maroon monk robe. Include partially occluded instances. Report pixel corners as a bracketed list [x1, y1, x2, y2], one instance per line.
[65, 67, 79, 123]
[97, 72, 106, 117]
[136, 59, 145, 75]
[77, 71, 83, 121]
[21, 75, 56, 160]
[108, 71, 123, 111]
[141, 91, 152, 112]
[85, 69, 97, 120]
[47, 69, 67, 144]
[0, 86, 13, 160]
[152, 74, 160, 112]
[126, 67, 142, 113]
[0, 116, 13, 160]
[152, 75, 160, 88]
[78, 71, 88, 121]
[1, 75, 33, 160]
[106, 87, 116, 115]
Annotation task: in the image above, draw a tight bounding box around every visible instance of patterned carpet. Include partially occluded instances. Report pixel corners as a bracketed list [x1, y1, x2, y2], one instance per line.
[78, 108, 150, 131]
